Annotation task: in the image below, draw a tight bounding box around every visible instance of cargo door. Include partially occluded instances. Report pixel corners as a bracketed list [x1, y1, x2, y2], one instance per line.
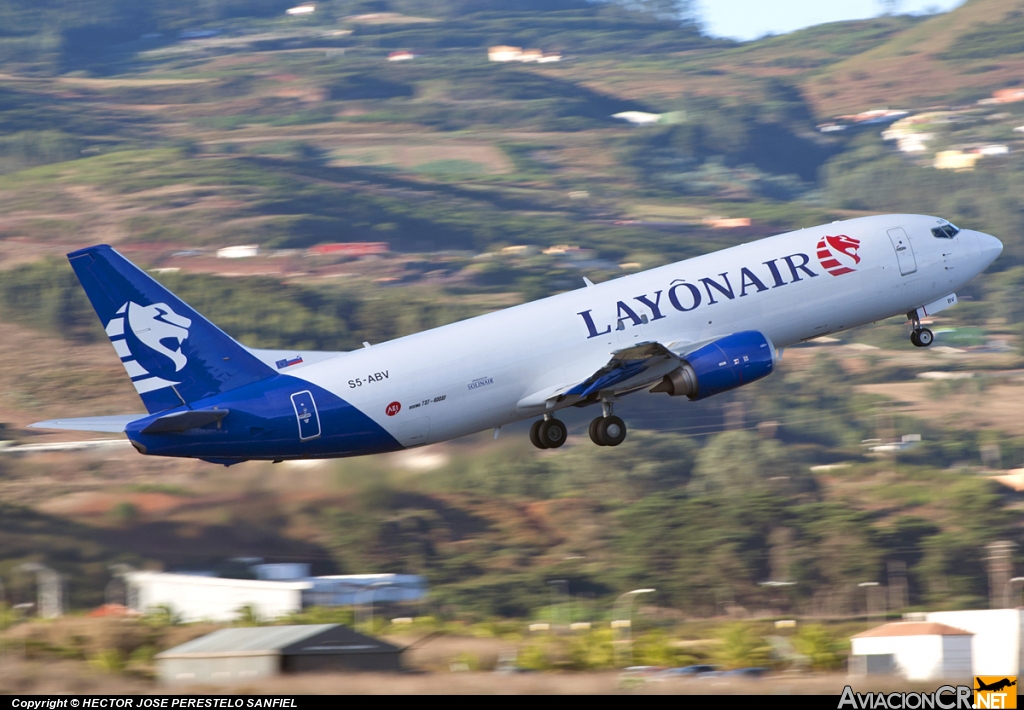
[887, 228, 917, 276]
[290, 390, 321, 441]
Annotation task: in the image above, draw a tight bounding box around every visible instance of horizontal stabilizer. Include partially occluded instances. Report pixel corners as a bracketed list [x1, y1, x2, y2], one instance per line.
[140, 409, 229, 434]
[28, 415, 145, 433]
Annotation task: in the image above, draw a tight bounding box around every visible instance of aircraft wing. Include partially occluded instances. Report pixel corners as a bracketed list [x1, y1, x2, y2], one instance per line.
[516, 335, 740, 412]
[27, 415, 145, 433]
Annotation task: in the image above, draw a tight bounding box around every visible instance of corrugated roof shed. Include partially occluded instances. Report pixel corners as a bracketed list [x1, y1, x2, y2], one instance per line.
[157, 624, 401, 659]
[853, 622, 973, 639]
[158, 625, 337, 658]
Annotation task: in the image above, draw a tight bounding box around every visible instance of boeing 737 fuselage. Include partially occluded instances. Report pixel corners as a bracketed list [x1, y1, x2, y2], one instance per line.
[31, 214, 1002, 464]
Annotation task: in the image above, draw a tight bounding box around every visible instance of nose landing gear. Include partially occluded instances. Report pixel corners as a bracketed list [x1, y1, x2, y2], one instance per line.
[908, 311, 934, 348]
[910, 328, 933, 347]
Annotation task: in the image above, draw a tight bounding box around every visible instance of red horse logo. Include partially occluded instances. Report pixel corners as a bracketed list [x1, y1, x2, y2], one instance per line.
[817, 235, 861, 276]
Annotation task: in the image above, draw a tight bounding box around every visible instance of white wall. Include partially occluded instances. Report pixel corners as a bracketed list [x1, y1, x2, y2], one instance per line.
[940, 636, 973, 679]
[928, 609, 1023, 676]
[852, 635, 946, 681]
[127, 572, 311, 623]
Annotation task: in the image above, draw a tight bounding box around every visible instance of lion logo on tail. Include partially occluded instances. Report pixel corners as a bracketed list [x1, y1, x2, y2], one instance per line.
[127, 302, 191, 371]
[104, 301, 192, 395]
[817, 235, 861, 276]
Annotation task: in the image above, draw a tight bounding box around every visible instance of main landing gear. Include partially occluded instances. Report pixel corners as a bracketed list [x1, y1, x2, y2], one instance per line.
[908, 311, 934, 348]
[589, 400, 627, 447]
[530, 415, 567, 449]
[529, 403, 629, 449]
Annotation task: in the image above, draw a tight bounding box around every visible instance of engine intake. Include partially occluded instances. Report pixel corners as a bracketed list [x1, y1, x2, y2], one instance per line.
[650, 330, 776, 400]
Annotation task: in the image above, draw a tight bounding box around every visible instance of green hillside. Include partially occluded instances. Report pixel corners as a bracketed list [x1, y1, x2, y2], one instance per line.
[0, 0, 1022, 636]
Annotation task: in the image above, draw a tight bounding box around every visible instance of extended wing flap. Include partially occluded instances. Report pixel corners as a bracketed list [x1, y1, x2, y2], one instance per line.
[517, 341, 682, 411]
[564, 341, 677, 398]
[28, 415, 146, 433]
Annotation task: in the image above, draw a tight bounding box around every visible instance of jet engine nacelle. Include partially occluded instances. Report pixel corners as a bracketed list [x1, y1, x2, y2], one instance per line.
[651, 330, 776, 400]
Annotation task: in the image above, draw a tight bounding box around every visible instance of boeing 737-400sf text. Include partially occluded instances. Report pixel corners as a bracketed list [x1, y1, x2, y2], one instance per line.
[30, 214, 1002, 464]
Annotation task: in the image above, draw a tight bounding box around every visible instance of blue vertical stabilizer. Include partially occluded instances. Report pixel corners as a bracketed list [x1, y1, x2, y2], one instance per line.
[68, 245, 275, 413]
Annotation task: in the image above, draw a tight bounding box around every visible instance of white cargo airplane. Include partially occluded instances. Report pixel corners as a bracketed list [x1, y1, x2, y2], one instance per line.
[30, 214, 1001, 464]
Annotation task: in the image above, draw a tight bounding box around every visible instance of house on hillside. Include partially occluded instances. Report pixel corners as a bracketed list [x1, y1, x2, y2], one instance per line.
[612, 111, 661, 125]
[934, 150, 980, 171]
[216, 245, 259, 259]
[488, 46, 522, 62]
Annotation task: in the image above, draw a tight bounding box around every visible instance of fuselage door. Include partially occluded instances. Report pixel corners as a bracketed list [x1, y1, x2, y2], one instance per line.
[887, 227, 918, 276]
[290, 390, 321, 441]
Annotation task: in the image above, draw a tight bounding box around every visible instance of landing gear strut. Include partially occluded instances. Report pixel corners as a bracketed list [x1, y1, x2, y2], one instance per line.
[908, 311, 934, 348]
[530, 415, 567, 449]
[588, 401, 627, 447]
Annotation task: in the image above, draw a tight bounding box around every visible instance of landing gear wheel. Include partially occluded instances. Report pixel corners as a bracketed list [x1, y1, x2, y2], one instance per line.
[539, 419, 567, 449]
[530, 420, 547, 449]
[910, 330, 921, 347]
[916, 327, 934, 347]
[589, 417, 606, 446]
[597, 415, 627, 447]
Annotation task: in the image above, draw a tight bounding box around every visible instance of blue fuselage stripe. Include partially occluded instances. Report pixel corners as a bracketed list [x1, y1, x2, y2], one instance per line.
[125, 374, 401, 460]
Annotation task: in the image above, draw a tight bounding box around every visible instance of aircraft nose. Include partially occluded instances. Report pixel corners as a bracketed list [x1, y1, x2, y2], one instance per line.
[974, 230, 1003, 267]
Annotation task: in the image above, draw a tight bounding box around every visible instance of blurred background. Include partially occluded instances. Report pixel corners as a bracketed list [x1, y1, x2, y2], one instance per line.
[0, 0, 1023, 693]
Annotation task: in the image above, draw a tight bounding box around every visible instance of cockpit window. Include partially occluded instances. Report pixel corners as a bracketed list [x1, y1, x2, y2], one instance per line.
[931, 223, 960, 239]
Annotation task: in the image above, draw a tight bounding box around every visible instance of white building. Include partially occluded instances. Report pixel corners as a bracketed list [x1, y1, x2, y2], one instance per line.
[488, 46, 522, 62]
[303, 574, 427, 606]
[612, 111, 661, 126]
[850, 622, 973, 681]
[977, 144, 1009, 156]
[126, 572, 311, 623]
[216, 245, 259, 259]
[125, 570, 427, 623]
[927, 609, 1024, 676]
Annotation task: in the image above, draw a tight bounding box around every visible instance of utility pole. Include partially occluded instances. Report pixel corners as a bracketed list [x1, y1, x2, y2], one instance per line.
[106, 564, 134, 607]
[858, 582, 885, 627]
[547, 580, 568, 628]
[887, 561, 908, 612]
[986, 541, 1016, 609]
[1004, 577, 1024, 609]
[355, 582, 392, 632]
[17, 564, 63, 619]
[612, 588, 654, 667]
